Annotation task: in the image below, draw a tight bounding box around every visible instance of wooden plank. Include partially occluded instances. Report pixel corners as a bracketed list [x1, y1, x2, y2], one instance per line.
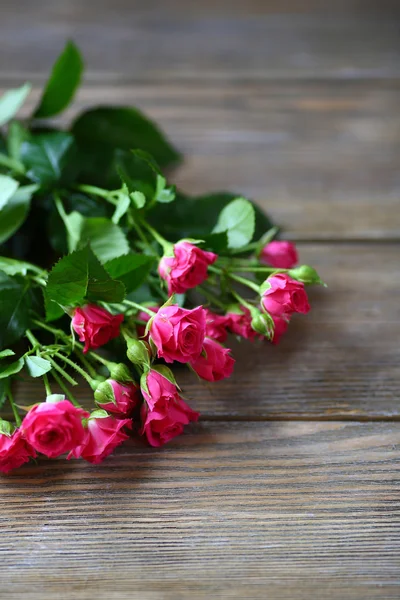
[0, 1, 399, 81]
[15, 243, 400, 419]
[2, 80, 400, 238]
[1, 421, 400, 599]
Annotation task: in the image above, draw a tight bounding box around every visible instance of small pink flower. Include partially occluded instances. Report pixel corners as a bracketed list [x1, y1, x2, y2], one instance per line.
[68, 415, 132, 464]
[95, 379, 140, 417]
[136, 306, 158, 339]
[0, 429, 36, 474]
[271, 315, 290, 345]
[140, 370, 199, 447]
[260, 240, 298, 269]
[227, 306, 259, 341]
[190, 338, 235, 382]
[261, 273, 310, 318]
[22, 400, 88, 458]
[72, 304, 124, 353]
[204, 309, 230, 343]
[158, 241, 217, 294]
[149, 305, 206, 364]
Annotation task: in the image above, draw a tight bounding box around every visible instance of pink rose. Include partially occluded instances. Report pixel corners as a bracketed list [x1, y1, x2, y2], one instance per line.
[227, 306, 259, 341]
[68, 414, 132, 464]
[0, 429, 36, 474]
[204, 309, 230, 343]
[260, 240, 298, 269]
[136, 305, 158, 339]
[149, 305, 206, 363]
[94, 379, 140, 417]
[72, 304, 124, 353]
[22, 400, 88, 458]
[261, 273, 310, 318]
[271, 315, 290, 345]
[140, 370, 199, 447]
[190, 338, 235, 382]
[158, 241, 217, 294]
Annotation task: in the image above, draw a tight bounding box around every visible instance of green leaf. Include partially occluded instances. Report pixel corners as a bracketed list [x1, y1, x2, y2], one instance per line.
[0, 175, 19, 210]
[72, 107, 181, 169]
[130, 191, 146, 209]
[24, 356, 52, 378]
[7, 121, 28, 161]
[21, 132, 76, 185]
[155, 174, 176, 204]
[104, 253, 156, 294]
[0, 83, 31, 127]
[0, 358, 24, 379]
[0, 272, 32, 350]
[0, 184, 37, 245]
[149, 191, 273, 245]
[213, 197, 255, 249]
[76, 218, 130, 262]
[45, 245, 126, 321]
[201, 231, 229, 253]
[112, 192, 131, 224]
[116, 149, 159, 202]
[0, 350, 15, 359]
[34, 41, 84, 119]
[0, 257, 35, 276]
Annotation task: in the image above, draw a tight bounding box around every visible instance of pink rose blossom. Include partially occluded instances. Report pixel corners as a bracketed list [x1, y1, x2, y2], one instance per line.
[136, 305, 158, 339]
[158, 241, 217, 294]
[149, 305, 206, 363]
[72, 304, 124, 353]
[227, 306, 259, 341]
[0, 429, 36, 474]
[271, 316, 290, 345]
[95, 379, 140, 417]
[204, 309, 230, 343]
[22, 400, 88, 458]
[140, 370, 199, 447]
[190, 338, 235, 382]
[260, 240, 298, 269]
[261, 273, 310, 318]
[68, 415, 132, 464]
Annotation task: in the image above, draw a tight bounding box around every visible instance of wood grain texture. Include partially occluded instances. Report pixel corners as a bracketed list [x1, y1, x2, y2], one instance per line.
[0, 0, 399, 81]
[15, 243, 400, 419]
[3, 80, 400, 238]
[1, 422, 400, 599]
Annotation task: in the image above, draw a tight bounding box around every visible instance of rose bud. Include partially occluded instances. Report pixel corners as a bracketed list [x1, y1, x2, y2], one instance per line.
[271, 315, 290, 345]
[261, 273, 310, 318]
[0, 423, 36, 474]
[140, 370, 199, 447]
[158, 241, 217, 294]
[190, 338, 235, 382]
[288, 265, 325, 286]
[227, 306, 260, 341]
[94, 379, 140, 417]
[71, 304, 124, 353]
[126, 338, 152, 368]
[149, 305, 206, 363]
[68, 412, 132, 464]
[109, 363, 134, 385]
[22, 400, 88, 458]
[260, 240, 298, 269]
[204, 309, 230, 343]
[135, 305, 158, 339]
[251, 312, 274, 339]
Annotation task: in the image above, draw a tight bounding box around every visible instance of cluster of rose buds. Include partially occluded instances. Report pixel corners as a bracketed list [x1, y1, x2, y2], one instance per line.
[0, 238, 321, 474]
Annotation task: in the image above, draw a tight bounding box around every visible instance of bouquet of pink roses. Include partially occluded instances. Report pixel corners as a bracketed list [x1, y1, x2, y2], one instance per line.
[0, 43, 324, 473]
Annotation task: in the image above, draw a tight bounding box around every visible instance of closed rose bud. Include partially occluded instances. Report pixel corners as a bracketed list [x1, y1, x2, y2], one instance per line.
[260, 240, 298, 269]
[109, 363, 133, 385]
[71, 304, 124, 353]
[158, 241, 217, 294]
[94, 379, 140, 417]
[251, 312, 274, 338]
[126, 338, 152, 367]
[288, 265, 325, 286]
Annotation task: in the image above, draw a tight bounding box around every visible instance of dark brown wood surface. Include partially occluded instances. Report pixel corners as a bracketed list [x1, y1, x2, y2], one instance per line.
[1, 1, 400, 598]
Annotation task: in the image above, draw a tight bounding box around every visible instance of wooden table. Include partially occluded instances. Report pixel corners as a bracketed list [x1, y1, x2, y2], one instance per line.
[1, 2, 399, 598]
